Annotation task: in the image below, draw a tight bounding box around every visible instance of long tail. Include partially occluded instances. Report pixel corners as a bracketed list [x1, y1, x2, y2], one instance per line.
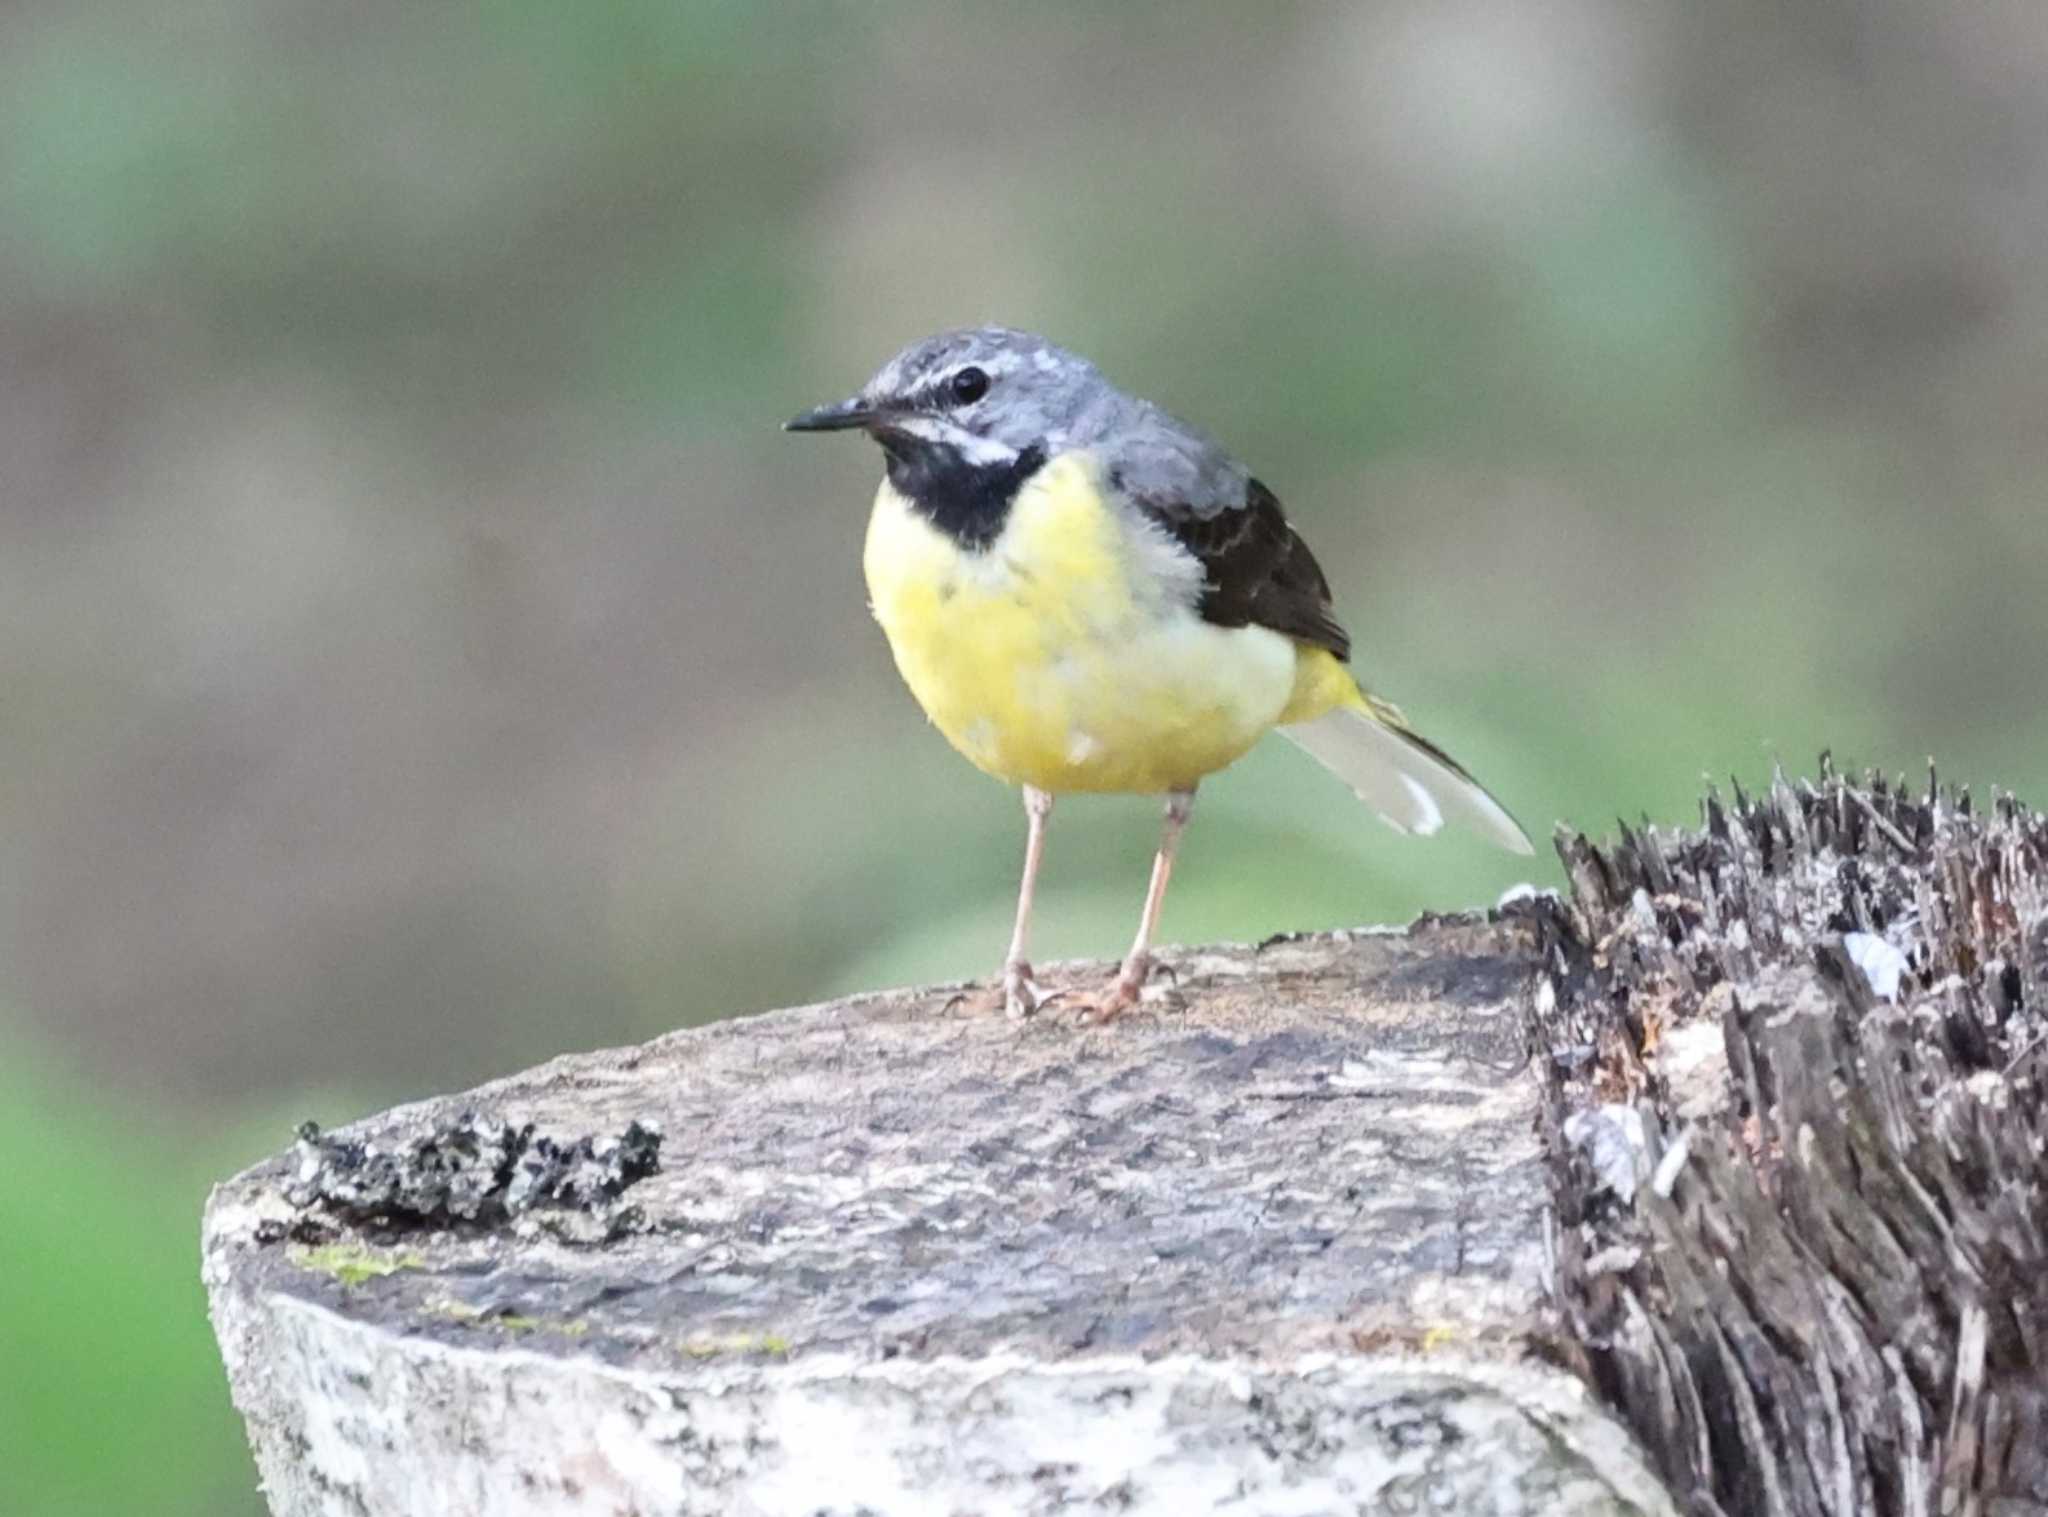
[1283, 689, 1535, 856]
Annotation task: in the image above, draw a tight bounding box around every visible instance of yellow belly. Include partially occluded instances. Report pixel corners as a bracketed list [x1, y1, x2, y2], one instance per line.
[861, 452, 1355, 795]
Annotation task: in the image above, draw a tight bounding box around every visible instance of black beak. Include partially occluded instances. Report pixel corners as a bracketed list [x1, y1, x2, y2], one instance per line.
[784, 396, 876, 433]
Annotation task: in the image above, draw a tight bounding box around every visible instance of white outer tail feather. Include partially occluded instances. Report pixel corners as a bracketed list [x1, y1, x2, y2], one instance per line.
[1283, 706, 1535, 856]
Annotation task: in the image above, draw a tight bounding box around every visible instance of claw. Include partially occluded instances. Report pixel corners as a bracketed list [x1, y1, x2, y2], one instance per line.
[1045, 971, 1146, 1024]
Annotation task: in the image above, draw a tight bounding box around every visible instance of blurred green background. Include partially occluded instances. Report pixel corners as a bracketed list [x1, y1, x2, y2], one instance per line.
[5, 1, 2047, 1510]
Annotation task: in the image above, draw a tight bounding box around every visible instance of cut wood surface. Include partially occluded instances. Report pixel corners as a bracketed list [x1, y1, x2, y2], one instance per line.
[205, 919, 1673, 1517]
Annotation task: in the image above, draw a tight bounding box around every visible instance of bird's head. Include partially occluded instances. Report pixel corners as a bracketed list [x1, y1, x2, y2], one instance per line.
[785, 326, 1103, 469]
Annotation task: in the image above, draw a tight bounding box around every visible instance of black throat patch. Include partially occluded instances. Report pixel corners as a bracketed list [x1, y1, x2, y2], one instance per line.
[882, 436, 1046, 552]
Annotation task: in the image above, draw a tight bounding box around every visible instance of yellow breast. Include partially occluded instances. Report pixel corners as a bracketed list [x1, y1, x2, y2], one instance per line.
[861, 450, 1317, 795]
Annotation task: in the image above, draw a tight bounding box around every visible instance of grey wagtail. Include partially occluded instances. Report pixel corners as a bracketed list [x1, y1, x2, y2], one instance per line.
[788, 326, 1532, 1020]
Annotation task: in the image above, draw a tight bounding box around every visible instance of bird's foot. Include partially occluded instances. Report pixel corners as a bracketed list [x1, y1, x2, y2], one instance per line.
[1045, 955, 1158, 1024]
[1002, 959, 1047, 1019]
[952, 959, 1175, 1024]
[940, 962, 1045, 1019]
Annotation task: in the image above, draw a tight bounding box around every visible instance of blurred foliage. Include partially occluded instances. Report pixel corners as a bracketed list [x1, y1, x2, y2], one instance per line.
[0, 1031, 325, 1516]
[5, 0, 2048, 1508]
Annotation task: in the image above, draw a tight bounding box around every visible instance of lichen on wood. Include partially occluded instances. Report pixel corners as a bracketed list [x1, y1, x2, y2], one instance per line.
[1530, 757, 2048, 1516]
[276, 1112, 662, 1240]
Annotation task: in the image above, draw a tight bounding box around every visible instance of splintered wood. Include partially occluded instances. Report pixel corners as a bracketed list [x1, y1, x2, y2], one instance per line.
[1529, 759, 2048, 1517]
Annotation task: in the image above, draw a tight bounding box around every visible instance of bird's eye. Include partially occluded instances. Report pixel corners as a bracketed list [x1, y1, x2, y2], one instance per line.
[948, 366, 990, 404]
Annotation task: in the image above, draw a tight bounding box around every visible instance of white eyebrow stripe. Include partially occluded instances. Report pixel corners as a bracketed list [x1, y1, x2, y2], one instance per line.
[889, 415, 1022, 466]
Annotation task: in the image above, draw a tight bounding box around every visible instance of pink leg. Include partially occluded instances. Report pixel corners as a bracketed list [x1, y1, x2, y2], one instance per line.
[1086, 787, 1196, 1021]
[1001, 786, 1054, 1017]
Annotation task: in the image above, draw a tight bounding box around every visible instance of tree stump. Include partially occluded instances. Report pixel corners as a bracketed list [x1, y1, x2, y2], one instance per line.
[204, 920, 1673, 1516]
[205, 761, 2048, 1516]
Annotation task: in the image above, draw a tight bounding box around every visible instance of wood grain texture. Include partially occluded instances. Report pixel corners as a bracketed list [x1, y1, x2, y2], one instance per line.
[1533, 758, 2048, 1517]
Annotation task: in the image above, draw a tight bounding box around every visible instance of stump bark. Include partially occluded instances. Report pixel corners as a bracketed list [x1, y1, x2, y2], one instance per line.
[204, 760, 2048, 1517]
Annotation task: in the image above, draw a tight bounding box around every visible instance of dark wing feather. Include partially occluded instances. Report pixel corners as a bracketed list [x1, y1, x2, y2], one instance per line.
[1128, 476, 1351, 660]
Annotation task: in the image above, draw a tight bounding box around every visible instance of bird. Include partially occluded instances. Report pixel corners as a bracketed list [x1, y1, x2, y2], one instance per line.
[787, 326, 1533, 1020]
